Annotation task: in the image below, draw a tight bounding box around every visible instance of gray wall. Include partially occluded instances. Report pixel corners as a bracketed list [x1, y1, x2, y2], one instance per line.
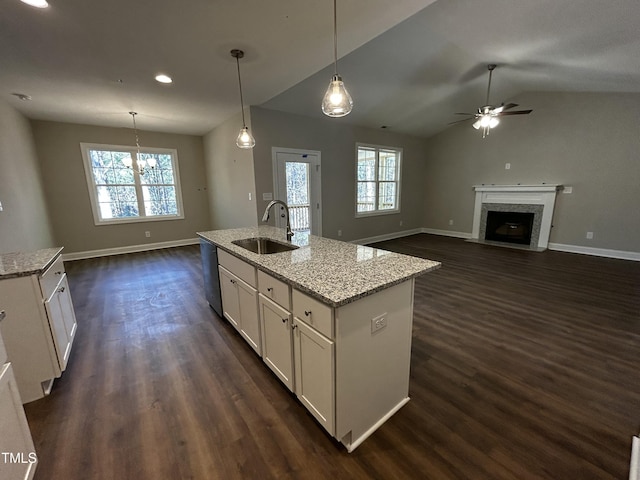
[0, 100, 55, 253]
[31, 120, 210, 254]
[202, 109, 258, 229]
[423, 92, 640, 252]
[250, 106, 428, 241]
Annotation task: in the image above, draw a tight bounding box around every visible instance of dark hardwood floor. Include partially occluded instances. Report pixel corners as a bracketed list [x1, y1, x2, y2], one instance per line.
[23, 234, 640, 479]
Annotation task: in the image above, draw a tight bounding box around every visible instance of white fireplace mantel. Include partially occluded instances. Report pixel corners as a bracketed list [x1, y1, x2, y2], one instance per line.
[471, 184, 563, 250]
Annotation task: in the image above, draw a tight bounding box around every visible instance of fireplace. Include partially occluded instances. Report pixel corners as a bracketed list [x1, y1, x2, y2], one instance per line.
[485, 211, 535, 245]
[471, 184, 562, 251]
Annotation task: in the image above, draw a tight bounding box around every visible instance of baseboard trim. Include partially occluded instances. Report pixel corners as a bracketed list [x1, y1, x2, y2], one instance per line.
[62, 238, 200, 261]
[547, 243, 640, 262]
[352, 228, 422, 245]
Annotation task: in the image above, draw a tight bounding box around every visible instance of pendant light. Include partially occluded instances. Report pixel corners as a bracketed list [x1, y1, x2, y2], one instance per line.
[322, 0, 353, 117]
[231, 49, 256, 149]
[121, 112, 156, 175]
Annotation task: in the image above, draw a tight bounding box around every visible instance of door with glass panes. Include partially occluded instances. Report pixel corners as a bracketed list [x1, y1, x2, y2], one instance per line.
[273, 149, 322, 237]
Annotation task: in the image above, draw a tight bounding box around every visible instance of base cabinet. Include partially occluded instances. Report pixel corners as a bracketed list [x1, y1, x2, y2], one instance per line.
[293, 317, 335, 435]
[0, 325, 37, 480]
[219, 266, 260, 355]
[259, 295, 294, 390]
[0, 254, 77, 403]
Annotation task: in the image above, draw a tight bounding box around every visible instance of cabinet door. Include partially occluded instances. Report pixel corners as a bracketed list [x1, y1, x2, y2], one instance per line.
[0, 363, 38, 480]
[219, 267, 241, 331]
[44, 275, 77, 371]
[293, 318, 335, 435]
[259, 295, 294, 391]
[237, 279, 260, 356]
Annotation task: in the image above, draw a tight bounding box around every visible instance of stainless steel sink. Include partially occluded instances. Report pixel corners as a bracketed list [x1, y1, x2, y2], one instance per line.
[232, 237, 298, 254]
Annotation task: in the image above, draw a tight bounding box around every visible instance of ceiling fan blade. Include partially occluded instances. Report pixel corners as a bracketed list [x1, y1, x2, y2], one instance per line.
[497, 109, 533, 116]
[501, 103, 519, 111]
[453, 112, 476, 116]
[448, 117, 474, 125]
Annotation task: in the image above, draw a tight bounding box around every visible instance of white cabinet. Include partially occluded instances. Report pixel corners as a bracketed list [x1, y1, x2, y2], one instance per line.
[293, 316, 335, 435]
[258, 295, 294, 390]
[44, 274, 76, 370]
[0, 254, 78, 403]
[217, 250, 261, 356]
[219, 266, 260, 355]
[0, 316, 38, 480]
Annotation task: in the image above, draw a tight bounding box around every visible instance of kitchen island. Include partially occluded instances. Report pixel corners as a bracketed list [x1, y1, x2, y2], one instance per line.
[197, 226, 440, 452]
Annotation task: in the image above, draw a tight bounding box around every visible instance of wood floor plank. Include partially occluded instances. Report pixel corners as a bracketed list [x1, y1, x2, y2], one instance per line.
[22, 236, 640, 479]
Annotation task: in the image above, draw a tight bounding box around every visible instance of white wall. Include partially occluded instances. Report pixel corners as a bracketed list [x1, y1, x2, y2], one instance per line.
[0, 100, 54, 253]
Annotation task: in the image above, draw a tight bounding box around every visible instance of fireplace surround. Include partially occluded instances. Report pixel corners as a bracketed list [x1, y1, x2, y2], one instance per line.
[471, 184, 562, 251]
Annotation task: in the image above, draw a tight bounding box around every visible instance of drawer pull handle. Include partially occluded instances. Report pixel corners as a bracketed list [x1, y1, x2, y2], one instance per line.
[291, 323, 297, 330]
[230, 279, 236, 285]
[281, 318, 287, 323]
[58, 286, 66, 293]
[55, 271, 62, 275]
[304, 310, 311, 317]
[267, 287, 273, 292]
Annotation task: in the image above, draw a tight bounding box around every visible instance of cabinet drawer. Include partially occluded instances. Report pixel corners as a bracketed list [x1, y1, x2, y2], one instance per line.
[39, 255, 65, 300]
[258, 270, 290, 309]
[218, 250, 256, 288]
[292, 289, 333, 339]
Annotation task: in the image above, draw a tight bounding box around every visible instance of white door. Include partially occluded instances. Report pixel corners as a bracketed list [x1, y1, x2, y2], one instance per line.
[273, 148, 322, 236]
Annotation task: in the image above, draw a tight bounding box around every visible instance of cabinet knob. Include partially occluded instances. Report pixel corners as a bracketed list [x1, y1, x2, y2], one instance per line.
[267, 287, 273, 292]
[58, 286, 66, 293]
[281, 318, 287, 323]
[0, 310, 6, 322]
[292, 323, 297, 330]
[55, 271, 62, 275]
[304, 310, 311, 317]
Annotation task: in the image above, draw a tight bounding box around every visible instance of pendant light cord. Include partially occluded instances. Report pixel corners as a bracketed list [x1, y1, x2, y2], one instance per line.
[235, 56, 247, 128]
[130, 111, 141, 154]
[333, 0, 338, 74]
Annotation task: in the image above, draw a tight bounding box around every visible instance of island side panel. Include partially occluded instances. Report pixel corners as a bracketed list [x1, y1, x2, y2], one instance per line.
[334, 279, 415, 447]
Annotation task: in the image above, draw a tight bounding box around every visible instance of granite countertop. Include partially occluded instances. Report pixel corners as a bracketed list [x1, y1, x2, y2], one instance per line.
[0, 247, 64, 280]
[197, 226, 441, 307]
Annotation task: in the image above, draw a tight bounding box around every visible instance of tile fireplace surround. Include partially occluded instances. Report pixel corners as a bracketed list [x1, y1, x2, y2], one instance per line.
[471, 184, 563, 251]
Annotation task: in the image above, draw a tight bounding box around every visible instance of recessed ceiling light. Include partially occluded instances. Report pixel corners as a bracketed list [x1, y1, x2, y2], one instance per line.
[155, 74, 173, 84]
[20, 0, 49, 8]
[12, 93, 32, 101]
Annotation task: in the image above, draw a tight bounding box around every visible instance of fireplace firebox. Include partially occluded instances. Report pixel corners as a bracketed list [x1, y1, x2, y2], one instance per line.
[485, 211, 535, 245]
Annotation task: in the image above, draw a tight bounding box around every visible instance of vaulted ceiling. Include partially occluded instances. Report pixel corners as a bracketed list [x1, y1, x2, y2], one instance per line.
[2, 0, 639, 139]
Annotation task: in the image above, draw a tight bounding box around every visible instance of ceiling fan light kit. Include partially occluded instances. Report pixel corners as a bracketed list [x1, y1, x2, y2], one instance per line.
[322, 0, 353, 117]
[451, 64, 532, 138]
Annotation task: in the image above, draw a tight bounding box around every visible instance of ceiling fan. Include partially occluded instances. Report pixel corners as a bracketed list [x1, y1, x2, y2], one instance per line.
[451, 64, 532, 138]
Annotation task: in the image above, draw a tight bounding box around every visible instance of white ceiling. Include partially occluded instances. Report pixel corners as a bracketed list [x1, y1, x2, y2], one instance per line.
[2, 0, 640, 138]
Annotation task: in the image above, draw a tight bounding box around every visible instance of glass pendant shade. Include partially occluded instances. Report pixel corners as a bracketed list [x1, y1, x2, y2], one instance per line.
[146, 157, 157, 168]
[322, 75, 353, 117]
[236, 126, 256, 149]
[122, 156, 133, 168]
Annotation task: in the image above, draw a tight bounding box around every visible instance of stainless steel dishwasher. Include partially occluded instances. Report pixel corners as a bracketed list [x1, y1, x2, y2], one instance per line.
[199, 239, 223, 317]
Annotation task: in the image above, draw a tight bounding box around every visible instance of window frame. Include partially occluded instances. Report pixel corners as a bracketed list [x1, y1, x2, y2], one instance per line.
[355, 143, 402, 218]
[80, 142, 185, 225]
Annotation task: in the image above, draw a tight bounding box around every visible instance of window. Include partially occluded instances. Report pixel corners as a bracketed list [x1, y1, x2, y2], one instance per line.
[80, 143, 184, 225]
[356, 144, 402, 216]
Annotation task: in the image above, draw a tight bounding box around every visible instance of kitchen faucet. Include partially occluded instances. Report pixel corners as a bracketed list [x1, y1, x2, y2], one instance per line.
[262, 200, 294, 241]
